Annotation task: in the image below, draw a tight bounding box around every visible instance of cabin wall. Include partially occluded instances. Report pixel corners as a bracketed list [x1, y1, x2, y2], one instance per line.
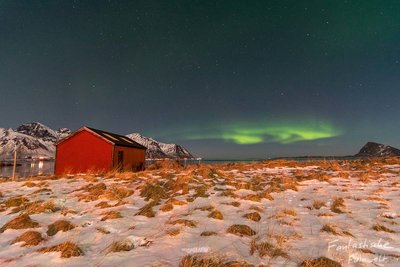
[55, 130, 113, 175]
[113, 146, 146, 171]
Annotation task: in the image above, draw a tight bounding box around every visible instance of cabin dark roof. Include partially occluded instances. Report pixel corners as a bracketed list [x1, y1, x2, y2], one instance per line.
[86, 127, 147, 149]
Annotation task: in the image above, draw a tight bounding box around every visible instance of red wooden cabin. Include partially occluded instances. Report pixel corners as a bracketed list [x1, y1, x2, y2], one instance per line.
[55, 127, 146, 175]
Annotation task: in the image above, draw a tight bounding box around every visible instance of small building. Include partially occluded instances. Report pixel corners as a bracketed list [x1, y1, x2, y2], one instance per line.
[55, 126, 146, 175]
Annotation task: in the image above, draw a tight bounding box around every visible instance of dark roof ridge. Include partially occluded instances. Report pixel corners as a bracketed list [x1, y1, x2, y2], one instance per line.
[85, 127, 147, 149]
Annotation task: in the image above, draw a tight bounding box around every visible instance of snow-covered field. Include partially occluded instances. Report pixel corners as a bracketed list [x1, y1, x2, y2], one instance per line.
[0, 159, 399, 267]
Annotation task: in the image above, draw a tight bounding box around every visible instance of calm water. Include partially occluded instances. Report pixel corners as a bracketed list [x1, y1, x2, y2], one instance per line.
[0, 157, 356, 178]
[0, 160, 55, 178]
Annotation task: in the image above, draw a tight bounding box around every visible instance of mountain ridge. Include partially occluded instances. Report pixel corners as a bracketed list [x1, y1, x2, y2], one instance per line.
[355, 142, 400, 157]
[0, 123, 193, 160]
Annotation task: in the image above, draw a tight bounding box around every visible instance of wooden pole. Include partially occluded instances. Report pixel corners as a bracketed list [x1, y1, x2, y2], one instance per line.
[12, 145, 17, 180]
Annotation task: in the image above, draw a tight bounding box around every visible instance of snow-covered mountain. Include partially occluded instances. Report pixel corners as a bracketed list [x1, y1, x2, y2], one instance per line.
[0, 123, 193, 160]
[355, 142, 400, 157]
[126, 133, 193, 159]
[16, 122, 70, 143]
[0, 128, 53, 159]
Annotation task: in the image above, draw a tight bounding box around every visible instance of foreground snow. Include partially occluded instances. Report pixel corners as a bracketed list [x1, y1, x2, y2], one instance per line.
[0, 159, 399, 267]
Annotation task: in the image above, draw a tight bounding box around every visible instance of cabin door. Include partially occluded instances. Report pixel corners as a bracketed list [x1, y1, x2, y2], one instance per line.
[117, 151, 124, 171]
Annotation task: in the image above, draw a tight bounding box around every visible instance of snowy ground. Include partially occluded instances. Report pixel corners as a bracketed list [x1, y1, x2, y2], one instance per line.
[0, 159, 399, 267]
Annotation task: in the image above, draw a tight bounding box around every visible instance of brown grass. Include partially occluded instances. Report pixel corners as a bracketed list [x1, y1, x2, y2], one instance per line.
[226, 224, 256, 236]
[39, 241, 83, 258]
[208, 210, 224, 220]
[107, 240, 135, 253]
[169, 219, 197, 228]
[201, 231, 218, 236]
[179, 254, 253, 267]
[135, 201, 157, 217]
[243, 212, 261, 222]
[167, 228, 181, 236]
[160, 203, 174, 212]
[179, 254, 224, 267]
[101, 210, 123, 221]
[30, 188, 52, 195]
[331, 198, 345, 213]
[282, 208, 297, 216]
[166, 198, 187, 206]
[195, 205, 214, 211]
[24, 200, 59, 214]
[60, 208, 77, 216]
[96, 227, 110, 234]
[250, 240, 288, 258]
[22, 181, 38, 187]
[46, 220, 75, 236]
[312, 200, 326, 210]
[4, 196, 29, 208]
[0, 214, 39, 233]
[140, 183, 168, 202]
[222, 201, 241, 207]
[11, 230, 44, 246]
[299, 256, 342, 267]
[321, 224, 340, 235]
[372, 224, 395, 233]
[102, 185, 134, 200]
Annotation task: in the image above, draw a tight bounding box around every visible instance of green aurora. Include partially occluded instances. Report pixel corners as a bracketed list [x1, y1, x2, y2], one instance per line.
[186, 120, 342, 145]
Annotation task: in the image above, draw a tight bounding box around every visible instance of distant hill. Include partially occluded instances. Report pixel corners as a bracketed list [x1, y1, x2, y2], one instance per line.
[355, 142, 400, 157]
[0, 122, 193, 160]
[126, 133, 193, 159]
[0, 122, 70, 159]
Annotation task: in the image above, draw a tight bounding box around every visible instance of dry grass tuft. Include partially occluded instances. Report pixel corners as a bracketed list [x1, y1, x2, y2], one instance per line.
[101, 210, 123, 221]
[179, 254, 253, 267]
[166, 228, 181, 236]
[102, 185, 134, 200]
[46, 220, 75, 236]
[166, 198, 187, 206]
[372, 224, 395, 233]
[146, 160, 182, 170]
[106, 237, 151, 253]
[22, 181, 38, 187]
[11, 230, 43, 246]
[312, 200, 326, 210]
[107, 240, 135, 253]
[96, 227, 110, 234]
[222, 201, 241, 207]
[242, 194, 262, 202]
[243, 212, 261, 222]
[135, 201, 157, 217]
[208, 210, 224, 220]
[227, 224, 256, 236]
[60, 208, 77, 216]
[331, 198, 345, 213]
[201, 231, 218, 236]
[299, 256, 342, 267]
[250, 240, 288, 258]
[160, 203, 174, 212]
[0, 214, 39, 233]
[30, 188, 52, 195]
[249, 205, 263, 212]
[169, 219, 197, 228]
[282, 208, 297, 216]
[4, 196, 29, 208]
[179, 254, 224, 267]
[195, 205, 214, 212]
[140, 183, 168, 202]
[24, 200, 59, 214]
[321, 224, 340, 235]
[39, 241, 83, 258]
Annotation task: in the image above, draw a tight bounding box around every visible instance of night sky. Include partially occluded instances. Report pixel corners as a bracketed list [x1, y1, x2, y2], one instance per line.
[1, 1, 399, 159]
